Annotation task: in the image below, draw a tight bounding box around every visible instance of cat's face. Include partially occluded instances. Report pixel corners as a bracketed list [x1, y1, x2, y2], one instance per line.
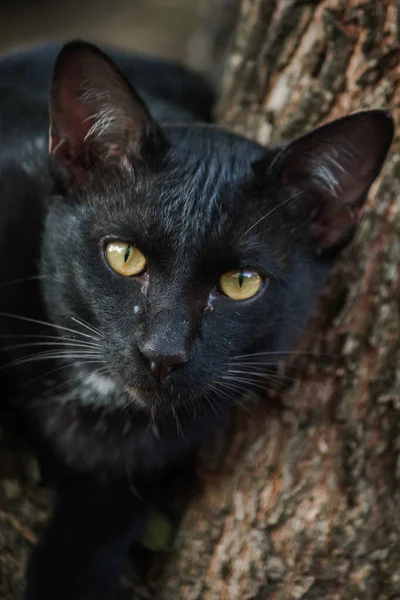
[41, 41, 393, 414]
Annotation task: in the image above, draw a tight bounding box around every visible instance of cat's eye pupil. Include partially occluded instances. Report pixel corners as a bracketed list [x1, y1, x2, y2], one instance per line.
[105, 241, 147, 277]
[124, 245, 131, 263]
[219, 269, 264, 301]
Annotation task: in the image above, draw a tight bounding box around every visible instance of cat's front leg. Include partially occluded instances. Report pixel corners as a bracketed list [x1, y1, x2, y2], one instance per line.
[24, 477, 148, 600]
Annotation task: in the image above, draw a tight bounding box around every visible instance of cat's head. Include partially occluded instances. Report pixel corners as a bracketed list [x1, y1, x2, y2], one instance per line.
[41, 40, 394, 415]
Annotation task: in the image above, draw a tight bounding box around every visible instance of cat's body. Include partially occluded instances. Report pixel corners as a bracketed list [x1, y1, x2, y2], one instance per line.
[0, 41, 393, 599]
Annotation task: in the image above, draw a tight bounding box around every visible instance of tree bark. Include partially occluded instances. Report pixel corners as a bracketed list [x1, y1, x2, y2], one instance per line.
[157, 1, 400, 598]
[0, 421, 51, 599]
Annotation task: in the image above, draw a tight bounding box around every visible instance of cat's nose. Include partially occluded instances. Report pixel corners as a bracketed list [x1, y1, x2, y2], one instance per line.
[140, 348, 188, 382]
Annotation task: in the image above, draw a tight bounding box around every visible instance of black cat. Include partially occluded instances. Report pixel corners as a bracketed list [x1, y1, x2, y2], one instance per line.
[0, 40, 393, 599]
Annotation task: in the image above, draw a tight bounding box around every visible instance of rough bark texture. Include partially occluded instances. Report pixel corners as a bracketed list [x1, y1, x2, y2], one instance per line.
[0, 421, 50, 599]
[156, 1, 400, 598]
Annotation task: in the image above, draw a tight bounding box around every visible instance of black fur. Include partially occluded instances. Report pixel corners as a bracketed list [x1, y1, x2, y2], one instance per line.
[0, 41, 393, 599]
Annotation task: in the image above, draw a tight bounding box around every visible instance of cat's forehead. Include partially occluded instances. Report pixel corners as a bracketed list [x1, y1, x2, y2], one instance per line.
[134, 129, 263, 250]
[143, 126, 269, 224]
[166, 124, 267, 177]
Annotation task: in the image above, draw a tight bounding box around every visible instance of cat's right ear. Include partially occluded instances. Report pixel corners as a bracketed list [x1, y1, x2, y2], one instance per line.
[252, 110, 394, 255]
[49, 40, 169, 185]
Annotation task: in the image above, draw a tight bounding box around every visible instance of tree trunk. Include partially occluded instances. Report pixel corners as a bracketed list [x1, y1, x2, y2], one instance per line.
[0, 421, 51, 599]
[157, 1, 400, 598]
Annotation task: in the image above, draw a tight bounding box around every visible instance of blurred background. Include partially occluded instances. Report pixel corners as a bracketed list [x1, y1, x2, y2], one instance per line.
[0, 0, 202, 61]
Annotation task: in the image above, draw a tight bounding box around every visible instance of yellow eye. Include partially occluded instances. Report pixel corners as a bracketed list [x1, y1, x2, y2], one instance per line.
[219, 270, 263, 300]
[105, 241, 146, 276]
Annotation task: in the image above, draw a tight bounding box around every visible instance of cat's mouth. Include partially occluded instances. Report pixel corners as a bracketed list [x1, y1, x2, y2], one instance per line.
[123, 384, 193, 413]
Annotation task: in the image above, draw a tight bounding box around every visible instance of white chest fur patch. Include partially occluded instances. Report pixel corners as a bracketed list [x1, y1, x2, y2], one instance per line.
[84, 372, 118, 397]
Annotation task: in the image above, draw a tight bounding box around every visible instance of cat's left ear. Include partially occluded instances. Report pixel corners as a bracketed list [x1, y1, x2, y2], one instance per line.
[253, 110, 394, 254]
[49, 40, 169, 184]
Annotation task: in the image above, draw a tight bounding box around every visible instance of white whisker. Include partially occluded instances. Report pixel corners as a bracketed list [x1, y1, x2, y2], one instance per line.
[0, 312, 100, 341]
[221, 374, 279, 395]
[231, 350, 320, 360]
[71, 316, 104, 338]
[2, 350, 103, 371]
[241, 191, 303, 239]
[0, 275, 51, 289]
[208, 382, 252, 415]
[226, 368, 295, 383]
[0, 333, 98, 344]
[1, 341, 102, 352]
